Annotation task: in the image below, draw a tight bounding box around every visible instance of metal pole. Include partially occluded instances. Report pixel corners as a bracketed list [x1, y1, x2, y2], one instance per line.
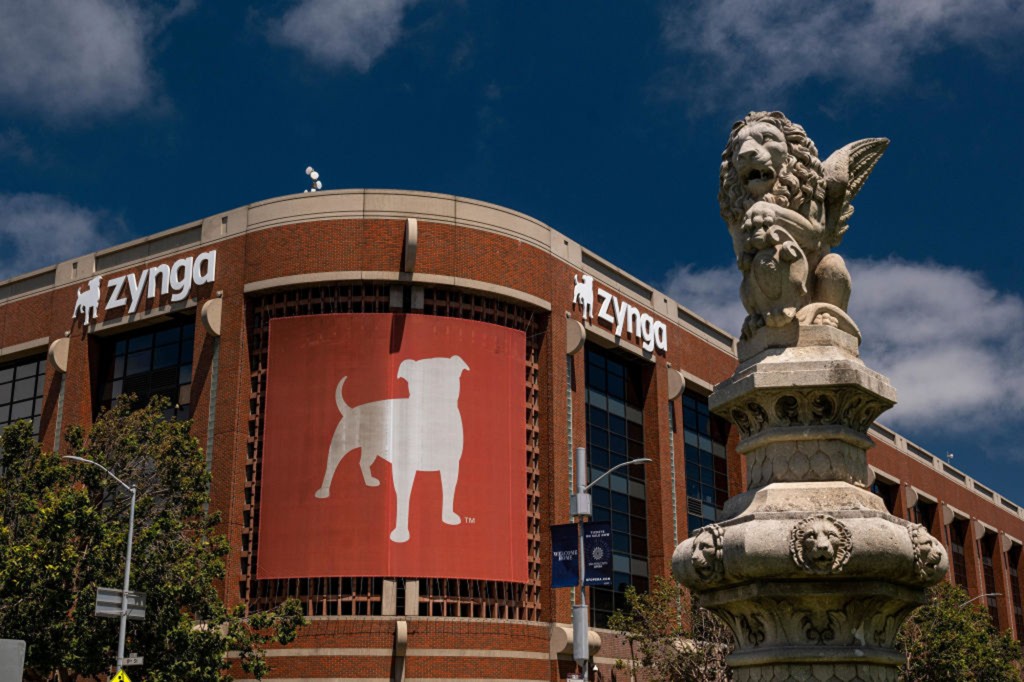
[572, 447, 590, 676]
[116, 485, 136, 670]
[61, 456, 138, 672]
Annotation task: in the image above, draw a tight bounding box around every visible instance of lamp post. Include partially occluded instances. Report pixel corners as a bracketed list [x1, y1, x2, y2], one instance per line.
[63, 455, 137, 672]
[959, 592, 1001, 607]
[570, 446, 651, 678]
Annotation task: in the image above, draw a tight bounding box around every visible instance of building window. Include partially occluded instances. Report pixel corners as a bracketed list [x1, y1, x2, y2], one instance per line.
[0, 356, 46, 436]
[870, 478, 899, 514]
[683, 391, 729, 534]
[911, 500, 937, 531]
[949, 519, 969, 589]
[97, 317, 194, 419]
[585, 345, 647, 628]
[1008, 545, 1022, 640]
[980, 534, 999, 625]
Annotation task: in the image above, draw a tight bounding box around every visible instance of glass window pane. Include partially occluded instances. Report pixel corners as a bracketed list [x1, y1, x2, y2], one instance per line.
[155, 327, 179, 346]
[12, 378, 35, 402]
[128, 334, 153, 352]
[11, 400, 32, 420]
[126, 351, 150, 376]
[14, 361, 37, 380]
[0, 367, 13, 383]
[154, 344, 178, 369]
[0, 383, 11, 404]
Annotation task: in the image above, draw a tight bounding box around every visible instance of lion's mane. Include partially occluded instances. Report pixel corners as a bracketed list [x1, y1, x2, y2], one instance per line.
[719, 111, 826, 229]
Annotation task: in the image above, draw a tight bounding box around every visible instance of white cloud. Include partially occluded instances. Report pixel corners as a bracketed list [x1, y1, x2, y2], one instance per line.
[268, 0, 416, 72]
[663, 258, 1024, 434]
[661, 0, 1024, 110]
[0, 0, 191, 121]
[0, 194, 119, 278]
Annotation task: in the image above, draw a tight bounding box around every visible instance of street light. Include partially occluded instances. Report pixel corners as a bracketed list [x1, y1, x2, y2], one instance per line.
[570, 447, 651, 678]
[63, 455, 137, 672]
[959, 592, 1001, 607]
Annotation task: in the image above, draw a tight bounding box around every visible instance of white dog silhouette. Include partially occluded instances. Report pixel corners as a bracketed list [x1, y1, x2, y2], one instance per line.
[73, 276, 103, 326]
[573, 273, 594, 320]
[314, 355, 470, 543]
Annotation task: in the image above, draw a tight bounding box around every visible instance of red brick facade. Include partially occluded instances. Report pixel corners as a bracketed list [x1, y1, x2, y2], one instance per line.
[2, 190, 1020, 680]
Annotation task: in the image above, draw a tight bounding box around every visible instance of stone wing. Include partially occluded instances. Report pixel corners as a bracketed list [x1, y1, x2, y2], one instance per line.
[822, 137, 889, 246]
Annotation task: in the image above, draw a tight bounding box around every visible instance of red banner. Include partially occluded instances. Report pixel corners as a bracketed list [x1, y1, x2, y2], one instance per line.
[258, 313, 527, 582]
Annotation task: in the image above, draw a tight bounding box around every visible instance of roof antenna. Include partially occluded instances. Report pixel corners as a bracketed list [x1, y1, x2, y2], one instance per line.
[304, 166, 323, 193]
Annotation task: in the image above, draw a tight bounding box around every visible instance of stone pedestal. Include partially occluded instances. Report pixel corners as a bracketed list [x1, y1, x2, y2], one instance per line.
[672, 326, 948, 682]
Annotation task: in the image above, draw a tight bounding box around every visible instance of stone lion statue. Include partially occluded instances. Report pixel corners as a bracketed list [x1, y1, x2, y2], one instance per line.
[909, 523, 947, 582]
[790, 514, 852, 574]
[691, 523, 725, 582]
[719, 111, 889, 340]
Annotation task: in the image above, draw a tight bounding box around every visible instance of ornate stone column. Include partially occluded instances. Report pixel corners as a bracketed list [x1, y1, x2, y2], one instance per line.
[672, 113, 947, 682]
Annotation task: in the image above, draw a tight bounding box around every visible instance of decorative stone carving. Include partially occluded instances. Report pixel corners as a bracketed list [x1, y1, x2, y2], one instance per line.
[909, 523, 947, 582]
[719, 111, 888, 341]
[691, 523, 725, 583]
[790, 515, 852, 574]
[673, 112, 947, 681]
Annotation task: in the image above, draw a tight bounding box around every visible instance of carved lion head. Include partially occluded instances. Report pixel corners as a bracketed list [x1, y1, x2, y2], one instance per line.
[790, 514, 852, 574]
[691, 523, 725, 582]
[719, 111, 825, 229]
[909, 523, 946, 581]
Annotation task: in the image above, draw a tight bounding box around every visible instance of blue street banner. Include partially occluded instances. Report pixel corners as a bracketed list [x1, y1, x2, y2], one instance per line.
[583, 522, 612, 586]
[550, 523, 579, 588]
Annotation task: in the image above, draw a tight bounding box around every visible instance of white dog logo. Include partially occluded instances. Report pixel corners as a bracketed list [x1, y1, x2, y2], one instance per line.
[314, 355, 470, 543]
[573, 273, 594, 320]
[72, 276, 103, 326]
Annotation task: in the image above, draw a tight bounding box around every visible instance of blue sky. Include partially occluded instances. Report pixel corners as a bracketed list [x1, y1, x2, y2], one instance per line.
[1, 1, 1022, 504]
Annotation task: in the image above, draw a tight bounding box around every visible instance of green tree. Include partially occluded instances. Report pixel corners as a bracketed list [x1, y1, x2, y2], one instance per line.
[0, 396, 305, 681]
[607, 576, 734, 682]
[898, 581, 1022, 681]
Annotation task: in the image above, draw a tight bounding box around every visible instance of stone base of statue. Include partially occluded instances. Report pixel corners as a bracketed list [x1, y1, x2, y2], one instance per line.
[672, 325, 948, 682]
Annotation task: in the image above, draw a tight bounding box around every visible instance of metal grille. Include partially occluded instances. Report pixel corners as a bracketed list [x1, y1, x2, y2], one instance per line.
[243, 283, 544, 621]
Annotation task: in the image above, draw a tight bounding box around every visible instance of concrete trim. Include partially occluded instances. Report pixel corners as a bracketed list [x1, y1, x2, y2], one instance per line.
[0, 336, 49, 361]
[581, 320, 655, 363]
[942, 502, 968, 525]
[680, 368, 715, 395]
[869, 466, 899, 485]
[912, 486, 937, 504]
[243, 271, 552, 311]
[25, 189, 736, 358]
[87, 298, 198, 335]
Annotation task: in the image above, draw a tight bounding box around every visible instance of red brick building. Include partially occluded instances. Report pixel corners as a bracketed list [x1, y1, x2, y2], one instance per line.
[5, 190, 1021, 680]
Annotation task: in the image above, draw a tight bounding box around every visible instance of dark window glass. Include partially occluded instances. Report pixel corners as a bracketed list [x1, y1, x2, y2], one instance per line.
[981, 534, 999, 625]
[585, 345, 647, 628]
[1008, 545, 1022, 640]
[682, 390, 730, 533]
[949, 520, 969, 589]
[0, 355, 45, 436]
[96, 317, 195, 419]
[870, 479, 900, 514]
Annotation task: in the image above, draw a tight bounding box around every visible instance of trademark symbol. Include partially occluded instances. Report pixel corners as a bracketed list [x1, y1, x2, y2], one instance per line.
[464, 516, 476, 524]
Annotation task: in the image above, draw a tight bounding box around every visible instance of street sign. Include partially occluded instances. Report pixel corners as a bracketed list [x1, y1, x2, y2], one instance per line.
[94, 587, 146, 621]
[550, 523, 579, 588]
[111, 670, 132, 682]
[122, 655, 143, 666]
[583, 522, 612, 586]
